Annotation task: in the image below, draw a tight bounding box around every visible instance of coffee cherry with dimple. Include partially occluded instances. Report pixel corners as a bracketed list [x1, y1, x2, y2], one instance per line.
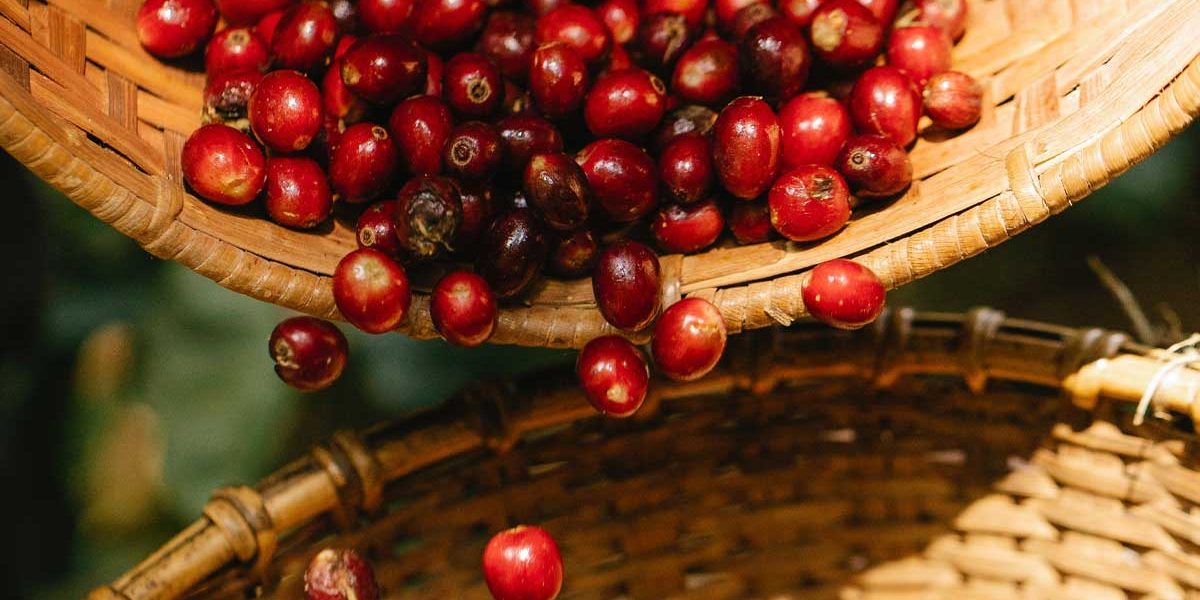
[593, 240, 661, 331]
[576, 138, 659, 222]
[408, 0, 486, 49]
[596, 0, 638, 44]
[848, 66, 922, 147]
[729, 200, 773, 244]
[431, 271, 498, 347]
[802, 258, 885, 329]
[205, 27, 269, 74]
[767, 165, 850, 242]
[524, 152, 592, 231]
[356, 200, 403, 257]
[548, 229, 598, 278]
[886, 25, 951, 88]
[713, 96, 781, 200]
[479, 12, 537, 81]
[340, 35, 427, 105]
[137, 0, 218, 58]
[357, 0, 413, 33]
[248, 69, 323, 152]
[809, 0, 883, 68]
[270, 0, 337, 71]
[332, 248, 412, 334]
[576, 335, 649, 418]
[329, 123, 398, 203]
[530, 42, 590, 120]
[739, 17, 811, 101]
[652, 297, 726, 381]
[637, 12, 694, 75]
[924, 71, 983, 130]
[269, 317, 348, 392]
[182, 123, 266, 206]
[779, 92, 851, 168]
[394, 175, 462, 260]
[535, 4, 612, 66]
[584, 69, 667, 140]
[265, 157, 332, 228]
[443, 52, 503, 118]
[477, 208, 548, 299]
[482, 526, 564, 600]
[658, 132, 713, 203]
[836, 133, 913, 198]
[652, 198, 724, 253]
[497, 115, 565, 176]
[203, 69, 262, 123]
[389, 95, 454, 176]
[671, 38, 739, 107]
[916, 0, 968, 41]
[444, 121, 503, 181]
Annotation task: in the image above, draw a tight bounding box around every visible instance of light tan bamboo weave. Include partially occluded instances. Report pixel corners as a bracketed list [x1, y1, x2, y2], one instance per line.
[0, 0, 1198, 348]
[88, 307, 1200, 599]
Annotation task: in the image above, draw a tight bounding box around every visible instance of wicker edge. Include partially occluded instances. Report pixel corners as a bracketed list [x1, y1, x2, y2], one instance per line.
[83, 308, 1200, 600]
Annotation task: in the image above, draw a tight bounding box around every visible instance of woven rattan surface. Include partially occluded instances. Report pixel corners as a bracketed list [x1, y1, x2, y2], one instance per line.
[0, 0, 1198, 348]
[88, 308, 1200, 599]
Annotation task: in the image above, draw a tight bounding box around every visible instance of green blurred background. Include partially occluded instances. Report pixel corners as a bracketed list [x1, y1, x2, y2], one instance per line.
[1, 125, 1197, 599]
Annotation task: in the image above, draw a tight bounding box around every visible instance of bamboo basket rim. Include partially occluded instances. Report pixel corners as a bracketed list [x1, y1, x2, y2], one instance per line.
[86, 306, 1200, 600]
[1, 1, 1198, 351]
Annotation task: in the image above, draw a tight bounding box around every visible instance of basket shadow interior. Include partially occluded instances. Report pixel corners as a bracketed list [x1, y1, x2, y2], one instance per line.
[90, 308, 1200, 599]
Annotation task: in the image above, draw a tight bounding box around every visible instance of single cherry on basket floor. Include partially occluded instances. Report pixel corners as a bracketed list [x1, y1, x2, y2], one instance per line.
[483, 526, 564, 600]
[269, 317, 348, 391]
[332, 248, 412, 334]
[802, 258, 886, 329]
[652, 297, 727, 381]
[577, 335, 649, 417]
[924, 70, 983, 130]
[303, 548, 379, 600]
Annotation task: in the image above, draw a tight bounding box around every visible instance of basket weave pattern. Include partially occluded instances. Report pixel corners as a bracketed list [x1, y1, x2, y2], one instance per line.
[88, 308, 1200, 599]
[0, 0, 1197, 348]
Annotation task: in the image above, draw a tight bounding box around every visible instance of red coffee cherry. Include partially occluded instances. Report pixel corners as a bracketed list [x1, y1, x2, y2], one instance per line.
[479, 11, 537, 81]
[729, 3, 778, 42]
[671, 38, 739, 107]
[858, 0, 899, 23]
[329, 123, 399, 203]
[444, 121, 503, 181]
[254, 9, 285, 45]
[848, 65, 922, 147]
[332, 248, 412, 334]
[584, 69, 667, 140]
[767, 165, 850, 242]
[659, 132, 714, 204]
[303, 548, 379, 600]
[269, 317, 348, 392]
[248, 69, 323, 153]
[270, 0, 338, 71]
[644, 0, 706, 28]
[524, 152, 592, 231]
[809, 0, 883, 67]
[778, 0, 822, 28]
[535, 4, 611, 66]
[265, 156, 332, 228]
[713, 96, 781, 199]
[596, 0, 638, 44]
[636, 12, 694, 75]
[886, 25, 951, 88]
[452, 182, 496, 257]
[340, 35, 427, 104]
[322, 51, 367, 123]
[393, 175, 462, 260]
[652, 297, 726, 381]
[203, 69, 263, 123]
[715, 0, 765, 31]
[924, 71, 983, 130]
[443, 52, 503, 118]
[388, 95, 454, 176]
[357, 0, 413, 33]
[652, 198, 725, 254]
[482, 526, 564, 600]
[802, 258, 886, 329]
[728, 200, 773, 244]
[476, 208, 548, 299]
[356, 200, 404, 258]
[497, 115, 565, 175]
[916, 0, 968, 41]
[576, 335, 649, 417]
[431, 271, 498, 347]
[530, 42, 591, 120]
[408, 0, 486, 49]
[836, 133, 913, 198]
[576, 138, 660, 222]
[137, 0, 218, 58]
[594, 240, 661, 331]
[205, 27, 269, 74]
[651, 104, 717, 153]
[738, 16, 811, 101]
[548, 229, 598, 278]
[779, 92, 851, 168]
[181, 123, 266, 206]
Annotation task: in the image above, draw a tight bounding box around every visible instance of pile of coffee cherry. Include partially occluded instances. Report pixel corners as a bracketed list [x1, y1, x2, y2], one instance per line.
[138, 0, 979, 420]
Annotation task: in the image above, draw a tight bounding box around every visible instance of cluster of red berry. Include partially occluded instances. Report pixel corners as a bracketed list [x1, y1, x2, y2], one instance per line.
[139, 0, 978, 415]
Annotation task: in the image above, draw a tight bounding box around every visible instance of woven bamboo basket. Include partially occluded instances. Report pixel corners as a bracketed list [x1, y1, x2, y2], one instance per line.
[0, 1, 1197, 348]
[89, 307, 1200, 599]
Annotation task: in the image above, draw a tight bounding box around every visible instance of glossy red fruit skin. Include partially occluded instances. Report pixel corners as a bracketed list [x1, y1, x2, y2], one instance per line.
[584, 69, 667, 140]
[483, 526, 563, 600]
[333, 248, 412, 334]
[535, 4, 611, 66]
[658, 132, 713, 203]
[303, 548, 379, 600]
[388, 95, 453, 176]
[204, 69, 263, 122]
[652, 198, 724, 253]
[886, 25, 951, 88]
[576, 138, 659, 222]
[358, 0, 412, 33]
[205, 27, 269, 74]
[330, 123, 398, 203]
[802, 258, 885, 329]
[548, 229, 597, 278]
[422, 49, 444, 96]
[452, 183, 495, 256]
[857, 0, 898, 23]
[265, 157, 332, 228]
[409, 0, 486, 49]
[431, 271, 498, 347]
[836, 133, 912, 198]
[524, 152, 592, 231]
[525, 0, 567, 18]
[329, 0, 357, 33]
[477, 208, 548, 299]
[644, 0, 706, 28]
[767, 165, 849, 241]
[739, 17, 811, 101]
[356, 200, 403, 257]
[323, 39, 367, 122]
[182, 124, 266, 205]
[652, 297, 726, 381]
[530, 42, 590, 120]
[651, 104, 717, 153]
[730, 3, 778, 42]
[715, 0, 765, 31]
[637, 12, 694, 75]
[269, 317, 348, 391]
[270, 1, 337, 71]
[593, 240, 661, 331]
[248, 69, 323, 152]
[713, 96, 781, 199]
[497, 115, 565, 174]
[778, 0, 822, 27]
[728, 200, 772, 244]
[254, 9, 285, 44]
[924, 70, 982, 130]
[809, 0, 883, 67]
[672, 38, 739, 107]
[576, 335, 649, 417]
[339, 35, 427, 105]
[479, 12, 537, 82]
[779, 92, 850, 168]
[137, 0, 218, 58]
[849, 66, 921, 147]
[218, 0, 291, 26]
[394, 176, 462, 260]
[444, 121, 503, 181]
[596, 0, 638, 45]
[443, 52, 503, 118]
[916, 0, 967, 41]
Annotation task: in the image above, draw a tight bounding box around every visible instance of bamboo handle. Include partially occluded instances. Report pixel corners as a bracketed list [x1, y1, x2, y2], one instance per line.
[1064, 354, 1200, 421]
